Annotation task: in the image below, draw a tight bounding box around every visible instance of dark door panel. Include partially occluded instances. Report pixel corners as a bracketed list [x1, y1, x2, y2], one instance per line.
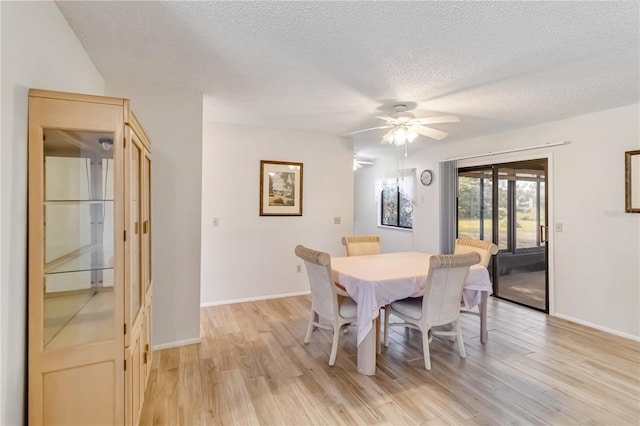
[458, 159, 548, 312]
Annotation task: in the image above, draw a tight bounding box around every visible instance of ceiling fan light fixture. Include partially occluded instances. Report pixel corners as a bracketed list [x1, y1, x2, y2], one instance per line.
[379, 125, 420, 146]
[369, 104, 460, 148]
[382, 129, 395, 144]
[393, 127, 407, 145]
[406, 129, 419, 143]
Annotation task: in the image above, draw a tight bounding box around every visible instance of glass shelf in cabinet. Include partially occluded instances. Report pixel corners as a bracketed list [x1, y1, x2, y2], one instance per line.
[45, 245, 114, 275]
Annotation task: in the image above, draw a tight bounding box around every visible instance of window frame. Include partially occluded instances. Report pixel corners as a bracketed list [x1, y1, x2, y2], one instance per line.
[380, 185, 413, 229]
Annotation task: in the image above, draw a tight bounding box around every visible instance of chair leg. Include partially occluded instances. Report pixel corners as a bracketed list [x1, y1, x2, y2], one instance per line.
[304, 311, 315, 344]
[455, 320, 466, 358]
[422, 327, 432, 370]
[329, 323, 341, 366]
[383, 306, 391, 347]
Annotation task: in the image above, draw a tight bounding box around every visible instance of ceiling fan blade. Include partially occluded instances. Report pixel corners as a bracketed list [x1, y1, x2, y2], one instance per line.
[343, 125, 392, 136]
[413, 115, 460, 125]
[415, 125, 449, 140]
[375, 116, 397, 124]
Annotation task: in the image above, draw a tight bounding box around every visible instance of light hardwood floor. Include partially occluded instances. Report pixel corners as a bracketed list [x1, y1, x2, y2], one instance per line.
[139, 296, 640, 425]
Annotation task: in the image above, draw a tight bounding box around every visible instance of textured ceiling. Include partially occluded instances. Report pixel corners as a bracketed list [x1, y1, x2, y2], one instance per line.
[56, 1, 639, 157]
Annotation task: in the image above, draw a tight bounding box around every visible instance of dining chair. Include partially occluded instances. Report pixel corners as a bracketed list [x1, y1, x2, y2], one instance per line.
[453, 238, 498, 267]
[383, 252, 481, 370]
[295, 244, 357, 366]
[341, 235, 381, 256]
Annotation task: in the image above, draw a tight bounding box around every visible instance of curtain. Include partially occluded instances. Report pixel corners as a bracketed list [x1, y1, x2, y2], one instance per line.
[439, 161, 458, 253]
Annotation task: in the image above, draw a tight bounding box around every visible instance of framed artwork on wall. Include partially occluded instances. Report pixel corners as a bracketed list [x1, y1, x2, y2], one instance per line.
[260, 160, 303, 216]
[625, 150, 640, 213]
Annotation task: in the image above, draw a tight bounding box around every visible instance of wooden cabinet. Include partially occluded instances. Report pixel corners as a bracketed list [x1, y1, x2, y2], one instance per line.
[28, 89, 152, 425]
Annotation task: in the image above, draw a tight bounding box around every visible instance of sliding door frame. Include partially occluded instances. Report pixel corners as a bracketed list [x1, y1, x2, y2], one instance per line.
[456, 152, 555, 315]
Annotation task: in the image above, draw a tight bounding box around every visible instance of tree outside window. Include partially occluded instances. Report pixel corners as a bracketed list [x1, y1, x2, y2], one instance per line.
[381, 185, 413, 229]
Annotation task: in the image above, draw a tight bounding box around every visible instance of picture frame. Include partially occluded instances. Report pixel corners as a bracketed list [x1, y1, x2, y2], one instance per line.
[260, 160, 303, 216]
[625, 150, 640, 213]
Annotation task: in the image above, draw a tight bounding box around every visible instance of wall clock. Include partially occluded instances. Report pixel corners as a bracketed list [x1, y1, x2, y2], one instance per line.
[420, 169, 433, 186]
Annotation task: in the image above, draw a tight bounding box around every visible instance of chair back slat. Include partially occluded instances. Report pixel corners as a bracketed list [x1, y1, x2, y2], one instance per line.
[423, 253, 480, 325]
[341, 235, 381, 256]
[453, 238, 498, 268]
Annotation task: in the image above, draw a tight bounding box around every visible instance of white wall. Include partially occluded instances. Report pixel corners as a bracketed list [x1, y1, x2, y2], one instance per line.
[0, 1, 105, 423]
[105, 82, 203, 349]
[201, 122, 354, 305]
[354, 104, 640, 339]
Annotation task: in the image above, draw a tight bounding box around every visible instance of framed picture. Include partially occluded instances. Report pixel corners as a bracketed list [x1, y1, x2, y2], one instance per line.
[625, 150, 640, 213]
[260, 160, 303, 216]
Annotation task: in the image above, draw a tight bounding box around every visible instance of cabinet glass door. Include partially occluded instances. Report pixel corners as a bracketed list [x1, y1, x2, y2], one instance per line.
[143, 151, 151, 293]
[43, 129, 115, 349]
[127, 136, 143, 326]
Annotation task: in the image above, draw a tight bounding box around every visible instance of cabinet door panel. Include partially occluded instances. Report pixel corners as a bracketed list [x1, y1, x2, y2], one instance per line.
[43, 361, 116, 425]
[125, 128, 144, 343]
[125, 331, 143, 426]
[143, 297, 153, 383]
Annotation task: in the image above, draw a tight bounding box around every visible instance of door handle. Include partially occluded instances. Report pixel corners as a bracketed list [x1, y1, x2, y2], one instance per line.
[540, 225, 548, 243]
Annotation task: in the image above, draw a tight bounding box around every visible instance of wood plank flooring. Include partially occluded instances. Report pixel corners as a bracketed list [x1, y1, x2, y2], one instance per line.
[139, 296, 640, 425]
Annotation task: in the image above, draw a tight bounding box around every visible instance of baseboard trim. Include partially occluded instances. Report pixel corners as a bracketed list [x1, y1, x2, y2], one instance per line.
[200, 290, 311, 308]
[153, 337, 202, 351]
[553, 313, 640, 342]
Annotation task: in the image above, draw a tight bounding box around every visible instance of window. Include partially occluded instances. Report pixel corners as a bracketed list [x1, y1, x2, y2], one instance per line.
[381, 184, 413, 229]
[375, 168, 415, 230]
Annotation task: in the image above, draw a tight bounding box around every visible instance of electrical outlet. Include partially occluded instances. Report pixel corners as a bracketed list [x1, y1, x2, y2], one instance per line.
[296, 265, 302, 273]
[212, 217, 219, 227]
[334, 216, 341, 224]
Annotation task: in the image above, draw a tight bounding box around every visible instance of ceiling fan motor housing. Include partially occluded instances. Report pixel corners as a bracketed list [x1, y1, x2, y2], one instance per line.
[391, 104, 415, 121]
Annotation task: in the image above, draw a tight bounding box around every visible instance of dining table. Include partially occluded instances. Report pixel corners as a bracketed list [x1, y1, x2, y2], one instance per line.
[331, 251, 492, 375]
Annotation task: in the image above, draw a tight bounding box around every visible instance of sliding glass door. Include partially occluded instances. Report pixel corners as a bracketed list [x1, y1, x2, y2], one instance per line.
[458, 159, 548, 312]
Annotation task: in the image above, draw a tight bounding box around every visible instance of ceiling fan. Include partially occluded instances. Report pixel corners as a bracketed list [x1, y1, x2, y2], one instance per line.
[344, 104, 460, 145]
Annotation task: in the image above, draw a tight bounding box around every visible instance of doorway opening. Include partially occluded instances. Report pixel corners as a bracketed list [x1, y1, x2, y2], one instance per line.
[457, 159, 548, 312]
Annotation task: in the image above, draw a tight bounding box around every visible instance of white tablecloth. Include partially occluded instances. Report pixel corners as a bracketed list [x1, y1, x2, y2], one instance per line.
[462, 265, 493, 310]
[331, 252, 492, 345]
